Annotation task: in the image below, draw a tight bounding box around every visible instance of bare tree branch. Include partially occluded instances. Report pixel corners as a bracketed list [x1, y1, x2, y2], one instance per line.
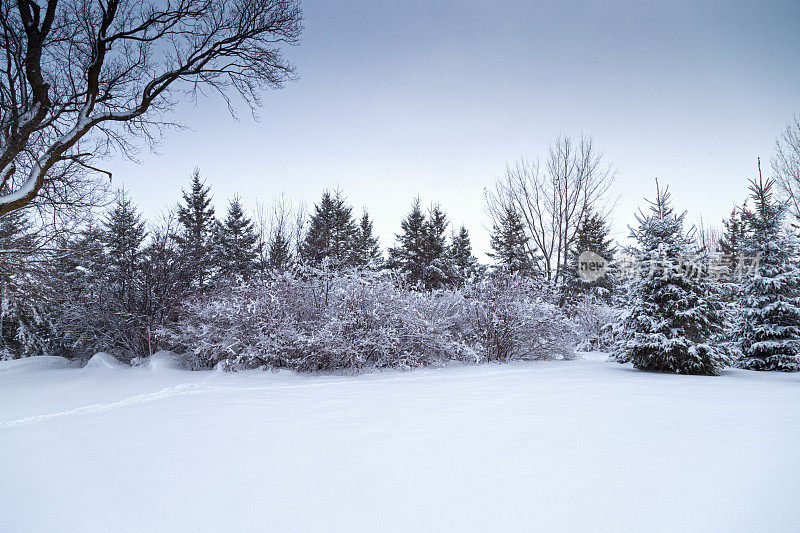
[772, 115, 800, 223]
[485, 134, 616, 283]
[0, 0, 303, 217]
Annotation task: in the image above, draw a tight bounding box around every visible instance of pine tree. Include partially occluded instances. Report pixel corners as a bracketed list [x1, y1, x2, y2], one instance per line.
[563, 210, 617, 305]
[388, 200, 456, 289]
[718, 205, 748, 261]
[267, 231, 292, 273]
[716, 204, 749, 350]
[738, 171, 800, 371]
[47, 196, 151, 360]
[175, 169, 216, 289]
[59, 218, 107, 303]
[214, 197, 260, 281]
[353, 209, 381, 268]
[301, 189, 358, 268]
[449, 225, 479, 284]
[90, 191, 152, 358]
[0, 207, 38, 288]
[388, 198, 428, 286]
[103, 191, 147, 308]
[52, 218, 108, 358]
[615, 183, 726, 375]
[424, 204, 456, 288]
[47, 222, 104, 359]
[0, 209, 53, 357]
[141, 218, 186, 330]
[488, 205, 532, 274]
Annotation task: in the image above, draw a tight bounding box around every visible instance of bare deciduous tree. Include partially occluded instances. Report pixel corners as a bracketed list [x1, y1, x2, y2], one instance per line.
[0, 0, 303, 217]
[695, 215, 722, 254]
[772, 115, 800, 222]
[255, 192, 304, 273]
[485, 134, 615, 283]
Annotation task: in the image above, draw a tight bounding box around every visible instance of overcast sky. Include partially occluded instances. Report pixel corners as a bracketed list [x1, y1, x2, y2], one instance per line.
[107, 0, 800, 259]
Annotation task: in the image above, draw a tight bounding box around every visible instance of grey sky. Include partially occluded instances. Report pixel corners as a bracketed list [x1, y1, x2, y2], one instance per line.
[108, 0, 800, 258]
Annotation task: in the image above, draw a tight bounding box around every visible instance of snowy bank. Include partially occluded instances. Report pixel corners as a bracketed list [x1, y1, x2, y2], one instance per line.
[0, 355, 72, 374]
[83, 352, 126, 370]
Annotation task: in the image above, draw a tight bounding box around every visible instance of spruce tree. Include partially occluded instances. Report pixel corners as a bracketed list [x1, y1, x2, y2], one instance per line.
[103, 191, 147, 308]
[388, 200, 455, 289]
[449, 225, 479, 284]
[388, 198, 428, 286]
[615, 183, 726, 375]
[61, 218, 107, 303]
[214, 197, 260, 281]
[718, 206, 748, 261]
[52, 195, 150, 360]
[0, 209, 53, 357]
[738, 173, 800, 371]
[716, 204, 749, 350]
[141, 220, 186, 329]
[563, 210, 617, 305]
[353, 209, 381, 268]
[176, 169, 216, 289]
[488, 205, 532, 274]
[424, 204, 457, 288]
[301, 189, 358, 268]
[52, 218, 108, 359]
[267, 231, 292, 273]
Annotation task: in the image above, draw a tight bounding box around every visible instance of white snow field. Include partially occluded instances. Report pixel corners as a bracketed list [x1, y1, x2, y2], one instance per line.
[1, 353, 799, 533]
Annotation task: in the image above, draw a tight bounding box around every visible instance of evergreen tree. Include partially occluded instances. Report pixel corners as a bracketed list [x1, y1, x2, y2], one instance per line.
[738, 173, 800, 371]
[301, 189, 358, 268]
[718, 205, 748, 261]
[449, 225, 479, 284]
[615, 183, 726, 375]
[0, 209, 54, 357]
[58, 218, 107, 305]
[0, 208, 39, 292]
[488, 205, 532, 274]
[563, 210, 617, 305]
[267, 231, 292, 273]
[716, 204, 749, 350]
[48, 219, 107, 359]
[424, 204, 457, 288]
[103, 191, 147, 308]
[91, 191, 152, 358]
[388, 200, 456, 289]
[175, 169, 216, 289]
[141, 217, 186, 331]
[353, 209, 381, 268]
[214, 197, 260, 281]
[45, 195, 152, 360]
[388, 198, 428, 286]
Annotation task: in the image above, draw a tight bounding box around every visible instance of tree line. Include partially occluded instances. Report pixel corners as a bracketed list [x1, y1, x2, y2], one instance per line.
[0, 122, 798, 375]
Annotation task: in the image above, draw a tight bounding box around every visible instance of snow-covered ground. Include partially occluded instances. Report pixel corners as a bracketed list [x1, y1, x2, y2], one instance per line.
[1, 353, 798, 532]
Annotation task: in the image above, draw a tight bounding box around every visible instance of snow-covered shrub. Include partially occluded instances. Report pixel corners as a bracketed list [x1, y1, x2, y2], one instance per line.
[162, 271, 465, 371]
[162, 269, 574, 371]
[570, 295, 618, 352]
[464, 273, 575, 362]
[159, 276, 303, 370]
[296, 277, 476, 370]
